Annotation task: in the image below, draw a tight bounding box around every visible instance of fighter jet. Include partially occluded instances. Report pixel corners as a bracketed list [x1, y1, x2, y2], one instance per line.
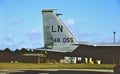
[34, 9, 120, 73]
[35, 9, 120, 53]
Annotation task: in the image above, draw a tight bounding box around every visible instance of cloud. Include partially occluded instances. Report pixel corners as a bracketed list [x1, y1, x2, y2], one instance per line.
[4, 34, 13, 42]
[26, 28, 44, 48]
[12, 19, 24, 25]
[27, 28, 43, 41]
[0, 37, 27, 50]
[66, 19, 75, 25]
[0, 34, 14, 49]
[79, 32, 102, 38]
[76, 32, 103, 42]
[0, 30, 44, 50]
[77, 32, 120, 43]
[1, 34, 17, 49]
[0, 34, 25, 50]
[1, 42, 22, 50]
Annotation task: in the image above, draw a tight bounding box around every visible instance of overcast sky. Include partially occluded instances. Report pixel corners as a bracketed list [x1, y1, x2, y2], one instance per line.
[0, 0, 120, 50]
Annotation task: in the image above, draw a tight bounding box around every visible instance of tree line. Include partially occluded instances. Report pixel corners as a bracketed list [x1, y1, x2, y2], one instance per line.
[0, 48, 33, 53]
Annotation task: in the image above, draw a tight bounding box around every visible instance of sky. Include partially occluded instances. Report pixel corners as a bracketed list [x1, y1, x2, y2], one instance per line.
[0, 0, 120, 50]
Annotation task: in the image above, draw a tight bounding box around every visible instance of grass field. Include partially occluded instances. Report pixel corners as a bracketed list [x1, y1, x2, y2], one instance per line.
[0, 63, 116, 69]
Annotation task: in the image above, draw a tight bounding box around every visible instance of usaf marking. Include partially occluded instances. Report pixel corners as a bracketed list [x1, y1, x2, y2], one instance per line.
[51, 25, 63, 32]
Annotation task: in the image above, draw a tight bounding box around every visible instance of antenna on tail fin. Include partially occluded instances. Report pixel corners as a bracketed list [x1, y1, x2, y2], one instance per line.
[42, 9, 57, 13]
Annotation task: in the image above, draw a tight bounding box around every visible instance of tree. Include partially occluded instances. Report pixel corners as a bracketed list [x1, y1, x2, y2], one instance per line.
[15, 49, 19, 52]
[4, 48, 11, 52]
[20, 48, 28, 53]
[29, 49, 32, 52]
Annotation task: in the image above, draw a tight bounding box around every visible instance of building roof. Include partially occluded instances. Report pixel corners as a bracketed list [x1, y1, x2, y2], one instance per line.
[78, 42, 120, 46]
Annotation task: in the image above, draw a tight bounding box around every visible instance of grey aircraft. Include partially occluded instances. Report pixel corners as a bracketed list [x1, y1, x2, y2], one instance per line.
[36, 9, 120, 53]
[41, 9, 78, 52]
[34, 9, 120, 73]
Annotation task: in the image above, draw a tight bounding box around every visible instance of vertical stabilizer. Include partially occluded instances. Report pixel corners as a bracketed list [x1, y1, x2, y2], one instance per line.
[42, 9, 78, 52]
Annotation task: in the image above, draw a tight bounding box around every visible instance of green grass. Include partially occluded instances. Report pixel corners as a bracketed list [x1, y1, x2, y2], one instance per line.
[0, 63, 115, 69]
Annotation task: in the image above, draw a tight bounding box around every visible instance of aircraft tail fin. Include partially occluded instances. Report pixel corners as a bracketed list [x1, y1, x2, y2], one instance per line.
[42, 9, 78, 51]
